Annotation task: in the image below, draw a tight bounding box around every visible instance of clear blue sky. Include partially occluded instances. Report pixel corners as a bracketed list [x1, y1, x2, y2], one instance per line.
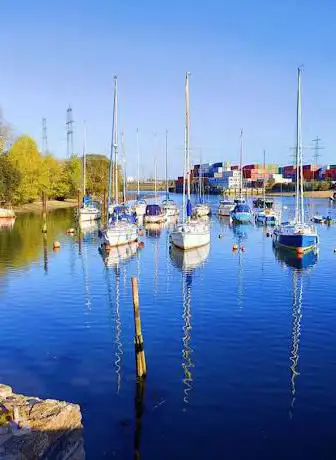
[1, 0, 335, 178]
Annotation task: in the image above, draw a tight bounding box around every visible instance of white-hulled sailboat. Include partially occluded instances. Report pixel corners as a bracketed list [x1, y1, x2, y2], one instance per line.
[192, 160, 211, 218]
[78, 122, 101, 222]
[273, 67, 318, 254]
[255, 150, 281, 225]
[162, 130, 179, 218]
[170, 72, 210, 250]
[101, 76, 138, 248]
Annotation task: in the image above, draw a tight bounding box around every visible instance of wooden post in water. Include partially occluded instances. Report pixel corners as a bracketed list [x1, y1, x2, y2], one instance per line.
[131, 277, 147, 379]
[77, 189, 81, 213]
[42, 191, 47, 233]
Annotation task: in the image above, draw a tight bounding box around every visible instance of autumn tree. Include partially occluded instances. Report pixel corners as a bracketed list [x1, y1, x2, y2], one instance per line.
[7, 136, 43, 203]
[0, 155, 21, 203]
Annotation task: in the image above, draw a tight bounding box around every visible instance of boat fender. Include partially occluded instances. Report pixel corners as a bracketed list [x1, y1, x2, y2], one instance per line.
[53, 241, 61, 250]
[66, 228, 75, 234]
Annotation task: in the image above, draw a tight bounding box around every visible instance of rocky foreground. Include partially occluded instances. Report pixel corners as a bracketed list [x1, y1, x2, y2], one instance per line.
[0, 384, 84, 459]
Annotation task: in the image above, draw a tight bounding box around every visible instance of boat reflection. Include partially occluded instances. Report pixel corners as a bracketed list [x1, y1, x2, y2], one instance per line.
[99, 241, 139, 268]
[273, 246, 318, 270]
[289, 269, 303, 418]
[144, 222, 166, 238]
[0, 217, 15, 231]
[170, 244, 209, 405]
[169, 244, 210, 271]
[232, 223, 250, 242]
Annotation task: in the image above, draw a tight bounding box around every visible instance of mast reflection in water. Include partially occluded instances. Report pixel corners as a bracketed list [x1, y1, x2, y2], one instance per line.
[274, 247, 317, 417]
[170, 244, 210, 405]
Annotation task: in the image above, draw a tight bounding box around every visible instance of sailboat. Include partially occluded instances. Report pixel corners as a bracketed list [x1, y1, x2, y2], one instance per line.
[170, 73, 210, 250]
[217, 196, 235, 217]
[162, 130, 179, 218]
[100, 76, 138, 248]
[133, 129, 147, 218]
[273, 67, 318, 254]
[231, 130, 253, 224]
[192, 159, 211, 218]
[255, 150, 281, 225]
[144, 157, 166, 224]
[78, 123, 101, 222]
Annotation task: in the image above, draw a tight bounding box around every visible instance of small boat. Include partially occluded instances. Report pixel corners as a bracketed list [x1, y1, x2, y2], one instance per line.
[162, 199, 179, 217]
[0, 217, 15, 230]
[170, 73, 210, 251]
[329, 192, 336, 202]
[312, 214, 333, 224]
[162, 131, 179, 217]
[77, 126, 101, 222]
[231, 203, 253, 224]
[0, 208, 15, 219]
[192, 203, 211, 218]
[133, 199, 147, 217]
[230, 130, 253, 224]
[255, 151, 280, 225]
[100, 76, 138, 248]
[273, 67, 318, 254]
[144, 204, 166, 224]
[217, 198, 235, 217]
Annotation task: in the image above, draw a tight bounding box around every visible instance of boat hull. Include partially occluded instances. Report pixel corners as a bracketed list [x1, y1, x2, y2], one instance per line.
[218, 205, 234, 217]
[163, 207, 179, 217]
[101, 224, 138, 247]
[0, 208, 15, 218]
[134, 204, 147, 217]
[171, 223, 210, 250]
[273, 232, 318, 252]
[144, 214, 166, 224]
[78, 208, 101, 222]
[255, 214, 278, 225]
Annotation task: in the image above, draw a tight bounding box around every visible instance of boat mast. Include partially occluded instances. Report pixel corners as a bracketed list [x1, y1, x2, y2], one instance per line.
[136, 129, 140, 199]
[263, 149, 266, 207]
[239, 129, 243, 201]
[186, 72, 191, 221]
[107, 76, 118, 222]
[165, 129, 169, 200]
[154, 157, 157, 204]
[198, 153, 202, 203]
[83, 121, 87, 198]
[114, 77, 119, 209]
[121, 131, 127, 204]
[295, 67, 304, 224]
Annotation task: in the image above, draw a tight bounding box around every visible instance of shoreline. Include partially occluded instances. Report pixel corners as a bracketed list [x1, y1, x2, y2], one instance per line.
[14, 199, 78, 214]
[267, 190, 334, 198]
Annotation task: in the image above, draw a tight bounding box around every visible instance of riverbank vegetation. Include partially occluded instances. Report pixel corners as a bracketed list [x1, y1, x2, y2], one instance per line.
[0, 116, 123, 205]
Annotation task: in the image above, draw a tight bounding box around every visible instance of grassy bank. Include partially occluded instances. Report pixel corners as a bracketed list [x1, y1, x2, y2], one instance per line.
[14, 199, 78, 214]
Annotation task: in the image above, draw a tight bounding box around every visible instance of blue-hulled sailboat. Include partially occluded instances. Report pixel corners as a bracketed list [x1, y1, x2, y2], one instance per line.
[231, 130, 253, 224]
[272, 67, 318, 254]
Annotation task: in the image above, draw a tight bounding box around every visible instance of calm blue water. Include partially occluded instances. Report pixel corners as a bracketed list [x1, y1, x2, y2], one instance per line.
[0, 194, 336, 459]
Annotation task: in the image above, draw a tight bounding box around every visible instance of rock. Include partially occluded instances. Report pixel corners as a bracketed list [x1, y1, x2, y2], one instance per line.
[0, 386, 84, 459]
[0, 385, 12, 399]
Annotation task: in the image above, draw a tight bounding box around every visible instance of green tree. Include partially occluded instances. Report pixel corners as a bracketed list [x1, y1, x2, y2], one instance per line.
[7, 136, 43, 203]
[64, 155, 81, 197]
[0, 155, 21, 203]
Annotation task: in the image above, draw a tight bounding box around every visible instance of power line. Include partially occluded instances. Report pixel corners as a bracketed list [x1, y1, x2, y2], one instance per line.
[42, 118, 48, 155]
[66, 106, 74, 157]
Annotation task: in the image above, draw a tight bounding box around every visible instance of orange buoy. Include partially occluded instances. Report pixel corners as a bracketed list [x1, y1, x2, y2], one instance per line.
[296, 247, 304, 256]
[232, 244, 239, 251]
[53, 241, 61, 251]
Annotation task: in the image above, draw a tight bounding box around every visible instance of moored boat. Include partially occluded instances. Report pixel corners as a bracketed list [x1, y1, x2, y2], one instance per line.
[273, 67, 318, 254]
[100, 76, 138, 248]
[217, 198, 235, 217]
[0, 208, 15, 219]
[170, 72, 210, 250]
[162, 199, 179, 217]
[192, 203, 211, 218]
[144, 204, 166, 223]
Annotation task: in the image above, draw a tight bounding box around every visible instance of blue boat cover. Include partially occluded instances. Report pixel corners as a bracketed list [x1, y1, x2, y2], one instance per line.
[234, 204, 251, 213]
[83, 195, 92, 206]
[145, 204, 163, 216]
[187, 199, 192, 217]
